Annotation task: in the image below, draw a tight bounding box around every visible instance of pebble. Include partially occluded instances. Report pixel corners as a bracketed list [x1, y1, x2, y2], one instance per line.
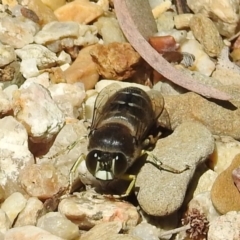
[0, 116, 34, 198]
[135, 121, 214, 216]
[0, 87, 12, 115]
[187, 0, 239, 37]
[58, 190, 140, 230]
[14, 197, 44, 227]
[15, 44, 58, 78]
[19, 163, 64, 200]
[208, 211, 240, 240]
[211, 154, 240, 214]
[189, 13, 224, 57]
[0, 44, 16, 67]
[63, 45, 99, 90]
[23, 0, 58, 26]
[90, 42, 141, 80]
[37, 212, 80, 240]
[41, 0, 65, 11]
[159, 92, 240, 139]
[209, 136, 240, 174]
[180, 39, 215, 76]
[0, 15, 39, 48]
[1, 192, 27, 225]
[48, 82, 85, 119]
[12, 82, 65, 143]
[0, 209, 11, 234]
[94, 16, 127, 44]
[54, 0, 104, 24]
[4, 225, 65, 240]
[34, 21, 99, 52]
[232, 167, 240, 192]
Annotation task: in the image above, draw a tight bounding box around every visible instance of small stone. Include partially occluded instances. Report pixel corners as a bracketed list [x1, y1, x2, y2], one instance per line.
[37, 212, 80, 240]
[208, 211, 240, 240]
[63, 45, 99, 90]
[0, 209, 11, 234]
[187, 0, 239, 37]
[180, 39, 215, 76]
[15, 44, 58, 70]
[0, 44, 16, 67]
[48, 82, 85, 119]
[19, 163, 64, 200]
[0, 15, 39, 48]
[22, 0, 57, 26]
[24, 72, 50, 89]
[90, 42, 141, 80]
[4, 225, 65, 240]
[14, 197, 44, 227]
[58, 190, 140, 230]
[0, 116, 34, 198]
[189, 14, 224, 57]
[54, 0, 104, 24]
[0, 87, 12, 116]
[135, 121, 214, 216]
[94, 16, 127, 44]
[211, 154, 240, 214]
[209, 136, 240, 174]
[1, 192, 27, 225]
[13, 82, 65, 143]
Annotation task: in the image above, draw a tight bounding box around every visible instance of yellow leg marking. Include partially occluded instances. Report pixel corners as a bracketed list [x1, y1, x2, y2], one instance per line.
[145, 151, 190, 174]
[67, 153, 86, 194]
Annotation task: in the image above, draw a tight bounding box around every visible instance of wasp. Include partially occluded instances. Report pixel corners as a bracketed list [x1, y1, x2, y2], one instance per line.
[69, 84, 187, 197]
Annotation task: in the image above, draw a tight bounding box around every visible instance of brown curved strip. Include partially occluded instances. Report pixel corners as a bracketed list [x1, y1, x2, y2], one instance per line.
[114, 0, 231, 100]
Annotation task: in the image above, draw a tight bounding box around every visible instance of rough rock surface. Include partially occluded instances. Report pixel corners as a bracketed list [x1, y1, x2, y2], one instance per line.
[208, 211, 240, 240]
[135, 121, 214, 216]
[211, 154, 240, 214]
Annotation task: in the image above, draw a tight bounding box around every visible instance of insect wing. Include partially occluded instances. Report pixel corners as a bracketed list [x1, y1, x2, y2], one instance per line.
[147, 90, 164, 119]
[91, 83, 121, 130]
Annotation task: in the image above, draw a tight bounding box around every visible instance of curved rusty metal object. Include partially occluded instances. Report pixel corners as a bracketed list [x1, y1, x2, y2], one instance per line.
[114, 0, 231, 100]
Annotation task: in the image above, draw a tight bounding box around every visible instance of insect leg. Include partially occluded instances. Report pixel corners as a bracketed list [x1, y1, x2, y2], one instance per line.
[67, 153, 86, 194]
[145, 151, 190, 173]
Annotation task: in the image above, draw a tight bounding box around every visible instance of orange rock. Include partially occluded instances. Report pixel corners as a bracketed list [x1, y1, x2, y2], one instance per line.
[211, 154, 240, 214]
[54, 0, 104, 24]
[63, 45, 99, 90]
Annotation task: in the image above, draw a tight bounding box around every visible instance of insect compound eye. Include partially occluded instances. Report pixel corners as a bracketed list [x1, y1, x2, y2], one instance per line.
[85, 150, 101, 176]
[112, 153, 128, 177]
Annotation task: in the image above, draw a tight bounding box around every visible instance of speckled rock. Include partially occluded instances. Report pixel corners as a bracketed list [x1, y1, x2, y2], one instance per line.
[189, 14, 224, 57]
[0, 15, 39, 48]
[135, 121, 214, 216]
[58, 190, 140, 230]
[14, 197, 44, 227]
[81, 221, 141, 240]
[0, 116, 34, 197]
[37, 212, 80, 239]
[13, 82, 65, 143]
[54, 0, 104, 24]
[0, 87, 12, 115]
[19, 163, 64, 200]
[4, 225, 65, 240]
[1, 192, 27, 225]
[187, 0, 239, 37]
[211, 154, 240, 214]
[159, 92, 240, 140]
[208, 211, 240, 240]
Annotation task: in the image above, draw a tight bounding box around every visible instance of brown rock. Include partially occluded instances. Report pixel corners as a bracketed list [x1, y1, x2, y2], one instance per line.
[63, 45, 99, 90]
[90, 42, 141, 80]
[211, 154, 240, 214]
[54, 0, 104, 24]
[159, 92, 240, 139]
[19, 163, 64, 200]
